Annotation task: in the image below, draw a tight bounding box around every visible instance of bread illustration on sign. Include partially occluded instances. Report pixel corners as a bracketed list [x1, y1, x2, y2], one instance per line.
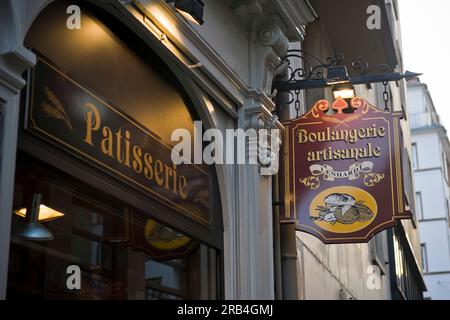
[312, 193, 374, 225]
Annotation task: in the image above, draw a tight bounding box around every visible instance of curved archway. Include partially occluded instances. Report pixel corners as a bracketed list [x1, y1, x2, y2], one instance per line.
[7, 0, 227, 300]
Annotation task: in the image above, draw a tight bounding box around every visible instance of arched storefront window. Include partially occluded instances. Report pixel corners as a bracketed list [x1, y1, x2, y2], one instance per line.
[8, 0, 222, 300]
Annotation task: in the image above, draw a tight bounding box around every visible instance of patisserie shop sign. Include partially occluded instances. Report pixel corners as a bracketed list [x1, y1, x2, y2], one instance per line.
[282, 97, 412, 244]
[26, 58, 211, 226]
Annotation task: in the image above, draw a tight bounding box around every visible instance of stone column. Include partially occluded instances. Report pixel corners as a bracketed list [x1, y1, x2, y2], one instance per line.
[0, 0, 36, 299]
[232, 17, 287, 298]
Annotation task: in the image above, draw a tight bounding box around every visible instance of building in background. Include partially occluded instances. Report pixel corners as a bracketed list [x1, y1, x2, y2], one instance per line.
[407, 79, 450, 299]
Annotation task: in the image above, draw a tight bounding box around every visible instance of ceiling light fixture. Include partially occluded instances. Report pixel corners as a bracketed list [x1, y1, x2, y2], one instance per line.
[15, 204, 65, 222]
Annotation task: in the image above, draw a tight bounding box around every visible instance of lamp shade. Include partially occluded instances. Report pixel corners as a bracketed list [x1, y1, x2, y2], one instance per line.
[14, 222, 54, 242]
[15, 204, 65, 222]
[326, 65, 349, 85]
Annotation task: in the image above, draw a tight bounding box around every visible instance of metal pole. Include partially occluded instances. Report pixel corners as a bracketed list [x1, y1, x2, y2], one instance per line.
[275, 71, 299, 300]
[272, 172, 283, 299]
[272, 71, 421, 92]
[280, 223, 299, 299]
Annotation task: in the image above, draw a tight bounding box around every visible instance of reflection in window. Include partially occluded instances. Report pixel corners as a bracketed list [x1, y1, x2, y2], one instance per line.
[8, 165, 218, 300]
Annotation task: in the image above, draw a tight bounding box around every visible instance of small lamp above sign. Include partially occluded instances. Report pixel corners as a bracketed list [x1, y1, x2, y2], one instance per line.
[326, 65, 356, 100]
[326, 65, 350, 85]
[333, 83, 356, 100]
[166, 0, 205, 25]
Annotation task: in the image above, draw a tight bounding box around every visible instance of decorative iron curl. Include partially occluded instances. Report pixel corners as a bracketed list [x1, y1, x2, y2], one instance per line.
[280, 50, 345, 82]
[365, 64, 393, 75]
[286, 91, 296, 105]
[279, 50, 395, 82]
[350, 56, 393, 76]
[351, 56, 369, 75]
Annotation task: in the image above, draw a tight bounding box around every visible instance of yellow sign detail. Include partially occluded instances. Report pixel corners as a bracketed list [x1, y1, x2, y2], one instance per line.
[310, 186, 378, 234]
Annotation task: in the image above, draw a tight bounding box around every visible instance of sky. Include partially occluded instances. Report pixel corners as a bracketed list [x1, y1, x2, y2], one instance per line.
[399, 0, 450, 130]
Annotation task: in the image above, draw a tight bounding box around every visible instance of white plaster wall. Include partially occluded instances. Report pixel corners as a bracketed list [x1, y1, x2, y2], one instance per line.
[190, 0, 250, 85]
[420, 220, 450, 273]
[413, 132, 441, 170]
[298, 232, 391, 300]
[423, 273, 450, 300]
[414, 169, 446, 220]
[407, 85, 426, 115]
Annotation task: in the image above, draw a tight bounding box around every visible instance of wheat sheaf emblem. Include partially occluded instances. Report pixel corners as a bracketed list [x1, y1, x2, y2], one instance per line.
[322, 113, 362, 128]
[40, 86, 73, 131]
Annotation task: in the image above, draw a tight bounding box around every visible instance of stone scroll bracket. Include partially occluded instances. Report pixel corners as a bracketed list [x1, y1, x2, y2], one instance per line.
[231, 0, 316, 101]
[243, 94, 284, 176]
[230, 1, 316, 178]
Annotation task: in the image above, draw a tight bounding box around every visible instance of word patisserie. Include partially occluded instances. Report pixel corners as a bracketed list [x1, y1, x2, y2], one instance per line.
[83, 103, 188, 200]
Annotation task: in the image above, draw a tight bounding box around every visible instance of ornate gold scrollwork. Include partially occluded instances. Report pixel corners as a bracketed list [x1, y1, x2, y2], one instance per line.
[363, 173, 385, 187]
[350, 97, 369, 114]
[299, 176, 320, 189]
[309, 100, 329, 119]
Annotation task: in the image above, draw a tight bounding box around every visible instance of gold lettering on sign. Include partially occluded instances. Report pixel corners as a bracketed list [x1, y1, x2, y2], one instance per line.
[83, 103, 189, 200]
[297, 125, 386, 145]
[297, 125, 386, 163]
[84, 103, 100, 146]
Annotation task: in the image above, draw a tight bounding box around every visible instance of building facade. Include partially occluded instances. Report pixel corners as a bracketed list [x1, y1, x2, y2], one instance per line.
[407, 79, 450, 299]
[0, 0, 317, 300]
[0, 0, 424, 300]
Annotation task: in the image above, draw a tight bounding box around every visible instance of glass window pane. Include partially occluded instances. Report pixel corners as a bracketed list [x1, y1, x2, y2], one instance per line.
[8, 165, 219, 300]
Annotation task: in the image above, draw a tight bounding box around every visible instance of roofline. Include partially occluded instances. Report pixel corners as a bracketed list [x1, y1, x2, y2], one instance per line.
[407, 79, 439, 119]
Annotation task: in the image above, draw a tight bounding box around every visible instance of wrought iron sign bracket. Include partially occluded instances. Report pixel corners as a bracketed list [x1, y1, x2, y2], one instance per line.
[272, 67, 421, 91]
[272, 50, 421, 91]
[272, 50, 421, 113]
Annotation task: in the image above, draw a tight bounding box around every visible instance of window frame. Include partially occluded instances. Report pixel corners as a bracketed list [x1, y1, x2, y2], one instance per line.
[411, 143, 418, 170]
[415, 192, 424, 221]
[421, 243, 428, 273]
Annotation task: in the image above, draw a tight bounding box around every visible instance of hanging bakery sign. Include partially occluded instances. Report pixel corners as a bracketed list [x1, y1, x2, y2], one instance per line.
[282, 97, 412, 244]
